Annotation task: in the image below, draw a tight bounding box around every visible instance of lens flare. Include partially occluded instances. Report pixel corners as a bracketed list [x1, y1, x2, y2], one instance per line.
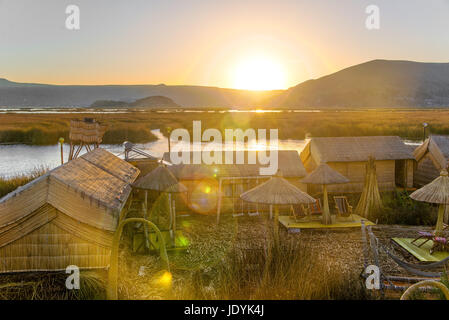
[157, 271, 173, 288]
[187, 179, 218, 214]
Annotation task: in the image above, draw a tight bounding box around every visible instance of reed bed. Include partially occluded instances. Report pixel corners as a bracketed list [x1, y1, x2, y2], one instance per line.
[2, 109, 449, 145]
[0, 271, 106, 300]
[0, 167, 48, 198]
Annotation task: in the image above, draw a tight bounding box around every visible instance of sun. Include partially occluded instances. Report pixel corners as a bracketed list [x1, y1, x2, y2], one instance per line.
[232, 56, 287, 91]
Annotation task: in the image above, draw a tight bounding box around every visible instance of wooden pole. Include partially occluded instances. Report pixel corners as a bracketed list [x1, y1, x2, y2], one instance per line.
[435, 204, 445, 236]
[322, 184, 332, 224]
[69, 142, 74, 160]
[168, 193, 173, 245]
[157, 191, 160, 225]
[274, 205, 279, 247]
[216, 178, 223, 224]
[58, 137, 64, 165]
[172, 197, 176, 247]
[143, 191, 150, 250]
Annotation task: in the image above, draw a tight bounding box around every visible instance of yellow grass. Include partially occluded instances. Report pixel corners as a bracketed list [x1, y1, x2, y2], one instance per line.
[1, 108, 449, 145]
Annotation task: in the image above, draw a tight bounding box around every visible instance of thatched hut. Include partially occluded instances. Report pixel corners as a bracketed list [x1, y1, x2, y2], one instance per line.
[413, 135, 449, 187]
[300, 136, 415, 193]
[0, 148, 139, 273]
[68, 118, 107, 160]
[162, 150, 307, 218]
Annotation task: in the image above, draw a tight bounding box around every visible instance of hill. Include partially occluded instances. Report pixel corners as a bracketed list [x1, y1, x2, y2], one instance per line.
[90, 95, 180, 108]
[274, 60, 449, 108]
[0, 80, 282, 108]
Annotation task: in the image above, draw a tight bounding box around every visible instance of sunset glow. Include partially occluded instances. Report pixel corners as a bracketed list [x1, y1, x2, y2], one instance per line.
[232, 56, 287, 90]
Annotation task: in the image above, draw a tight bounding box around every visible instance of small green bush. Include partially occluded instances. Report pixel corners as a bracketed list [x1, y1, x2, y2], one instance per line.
[372, 191, 437, 226]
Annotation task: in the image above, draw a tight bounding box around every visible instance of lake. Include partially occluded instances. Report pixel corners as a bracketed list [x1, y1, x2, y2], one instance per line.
[0, 129, 310, 178]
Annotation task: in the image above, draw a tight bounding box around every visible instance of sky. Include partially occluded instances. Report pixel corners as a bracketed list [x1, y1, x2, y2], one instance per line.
[1, 0, 449, 89]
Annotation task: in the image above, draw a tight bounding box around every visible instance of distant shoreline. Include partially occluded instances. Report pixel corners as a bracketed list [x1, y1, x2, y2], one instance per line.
[2, 106, 449, 114]
[0, 108, 446, 146]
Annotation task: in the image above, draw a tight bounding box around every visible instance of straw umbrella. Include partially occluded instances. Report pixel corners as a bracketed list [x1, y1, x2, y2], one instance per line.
[240, 171, 315, 245]
[410, 169, 449, 236]
[301, 163, 349, 225]
[133, 164, 187, 247]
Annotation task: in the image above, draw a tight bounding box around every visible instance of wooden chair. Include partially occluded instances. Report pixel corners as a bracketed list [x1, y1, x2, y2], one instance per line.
[290, 204, 307, 221]
[430, 237, 449, 254]
[412, 223, 449, 248]
[308, 199, 323, 219]
[334, 196, 354, 220]
[411, 231, 434, 247]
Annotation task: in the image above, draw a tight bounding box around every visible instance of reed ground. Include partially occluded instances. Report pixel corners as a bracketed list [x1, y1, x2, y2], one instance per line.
[0, 213, 372, 300]
[120, 214, 371, 300]
[0, 198, 444, 300]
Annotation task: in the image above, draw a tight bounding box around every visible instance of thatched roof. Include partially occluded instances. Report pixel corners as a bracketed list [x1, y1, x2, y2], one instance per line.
[0, 148, 140, 231]
[301, 136, 415, 163]
[410, 169, 449, 204]
[133, 165, 187, 193]
[168, 164, 214, 180]
[301, 163, 349, 185]
[82, 147, 139, 183]
[240, 174, 315, 205]
[162, 150, 306, 179]
[414, 135, 449, 170]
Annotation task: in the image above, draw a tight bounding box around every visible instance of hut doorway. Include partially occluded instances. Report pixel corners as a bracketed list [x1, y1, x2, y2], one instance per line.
[395, 160, 407, 187]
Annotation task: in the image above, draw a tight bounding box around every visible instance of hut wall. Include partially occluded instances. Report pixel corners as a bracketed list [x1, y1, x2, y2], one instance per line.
[324, 160, 396, 193]
[414, 153, 440, 187]
[0, 205, 112, 273]
[406, 159, 414, 188]
[172, 177, 305, 215]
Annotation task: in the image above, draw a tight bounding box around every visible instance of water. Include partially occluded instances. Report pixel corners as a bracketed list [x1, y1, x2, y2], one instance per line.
[0, 107, 323, 114]
[0, 106, 423, 177]
[0, 129, 308, 178]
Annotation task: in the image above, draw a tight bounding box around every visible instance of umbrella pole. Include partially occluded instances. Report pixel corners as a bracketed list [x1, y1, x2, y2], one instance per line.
[143, 191, 150, 251]
[435, 204, 445, 236]
[168, 193, 173, 240]
[157, 191, 160, 225]
[172, 197, 176, 247]
[274, 206, 279, 248]
[322, 184, 332, 225]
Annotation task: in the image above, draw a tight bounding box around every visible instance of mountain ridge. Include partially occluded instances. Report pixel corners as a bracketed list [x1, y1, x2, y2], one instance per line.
[2, 59, 449, 108]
